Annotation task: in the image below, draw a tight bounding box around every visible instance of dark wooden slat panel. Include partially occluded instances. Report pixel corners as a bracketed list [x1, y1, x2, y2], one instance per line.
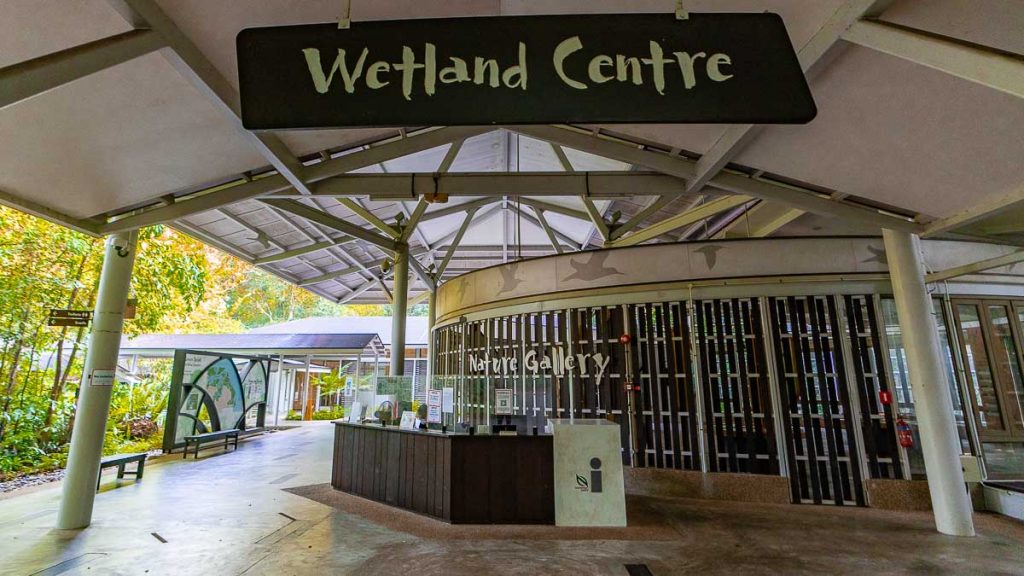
[386, 431, 400, 505]
[332, 424, 553, 524]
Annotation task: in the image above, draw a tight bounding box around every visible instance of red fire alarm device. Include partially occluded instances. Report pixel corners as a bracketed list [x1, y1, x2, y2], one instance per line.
[618, 333, 632, 345]
[879, 390, 893, 406]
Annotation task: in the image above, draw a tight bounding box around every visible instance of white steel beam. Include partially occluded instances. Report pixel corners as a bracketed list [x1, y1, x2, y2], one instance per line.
[337, 198, 401, 238]
[420, 198, 501, 222]
[608, 195, 753, 247]
[337, 278, 381, 305]
[437, 139, 465, 173]
[408, 255, 436, 291]
[680, 0, 896, 196]
[532, 206, 564, 254]
[0, 29, 164, 110]
[508, 204, 581, 251]
[518, 198, 590, 222]
[610, 196, 676, 240]
[400, 199, 430, 243]
[114, 0, 318, 196]
[297, 266, 361, 287]
[843, 19, 1024, 100]
[0, 187, 100, 236]
[106, 0, 490, 230]
[260, 198, 396, 250]
[98, 128, 500, 233]
[923, 184, 1024, 237]
[253, 239, 354, 265]
[306, 171, 687, 199]
[926, 250, 1024, 283]
[713, 202, 805, 238]
[509, 125, 921, 233]
[436, 208, 479, 277]
[580, 193, 610, 242]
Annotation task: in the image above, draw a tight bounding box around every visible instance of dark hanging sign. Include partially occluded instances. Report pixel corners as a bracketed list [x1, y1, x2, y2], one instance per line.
[237, 13, 816, 129]
[48, 309, 92, 327]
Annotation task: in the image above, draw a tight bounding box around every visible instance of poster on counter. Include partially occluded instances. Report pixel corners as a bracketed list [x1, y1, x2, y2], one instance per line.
[399, 410, 417, 429]
[427, 389, 442, 407]
[427, 405, 442, 424]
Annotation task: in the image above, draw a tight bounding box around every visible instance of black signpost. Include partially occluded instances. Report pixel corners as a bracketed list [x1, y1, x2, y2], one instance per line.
[48, 309, 92, 327]
[237, 13, 816, 129]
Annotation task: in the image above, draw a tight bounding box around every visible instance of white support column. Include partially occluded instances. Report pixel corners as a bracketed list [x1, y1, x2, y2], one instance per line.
[273, 355, 284, 427]
[391, 242, 409, 376]
[427, 288, 437, 378]
[57, 231, 138, 530]
[883, 229, 975, 537]
[302, 355, 311, 420]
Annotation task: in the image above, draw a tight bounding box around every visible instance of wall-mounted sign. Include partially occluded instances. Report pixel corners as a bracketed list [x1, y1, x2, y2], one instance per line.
[494, 389, 513, 415]
[47, 309, 91, 327]
[237, 13, 815, 129]
[90, 369, 115, 387]
[469, 347, 612, 381]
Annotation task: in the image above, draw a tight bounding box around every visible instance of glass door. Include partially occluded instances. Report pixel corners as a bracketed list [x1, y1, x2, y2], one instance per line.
[952, 300, 1024, 441]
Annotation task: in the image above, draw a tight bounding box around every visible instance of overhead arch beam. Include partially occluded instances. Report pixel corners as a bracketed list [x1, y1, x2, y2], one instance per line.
[926, 250, 1024, 283]
[607, 195, 752, 247]
[106, 0, 489, 233]
[260, 198, 397, 251]
[713, 202, 806, 238]
[0, 29, 164, 110]
[99, 127, 484, 233]
[302, 172, 687, 199]
[843, 19, 1024, 100]
[681, 0, 895, 196]
[509, 125, 921, 233]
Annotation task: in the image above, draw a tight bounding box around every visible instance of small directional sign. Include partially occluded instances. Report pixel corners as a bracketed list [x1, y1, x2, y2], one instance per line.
[48, 309, 92, 327]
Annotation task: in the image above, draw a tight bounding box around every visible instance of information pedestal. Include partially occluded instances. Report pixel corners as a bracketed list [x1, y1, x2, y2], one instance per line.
[549, 419, 627, 527]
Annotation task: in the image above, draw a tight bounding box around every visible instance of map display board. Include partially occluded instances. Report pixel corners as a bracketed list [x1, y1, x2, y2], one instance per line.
[162, 350, 273, 452]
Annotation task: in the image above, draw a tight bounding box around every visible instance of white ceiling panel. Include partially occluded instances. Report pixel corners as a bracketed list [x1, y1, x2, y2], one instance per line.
[0, 0, 131, 68]
[734, 44, 1024, 218]
[0, 52, 264, 218]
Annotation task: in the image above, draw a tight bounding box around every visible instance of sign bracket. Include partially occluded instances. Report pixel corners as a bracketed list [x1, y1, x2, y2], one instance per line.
[338, 0, 351, 29]
[676, 0, 689, 20]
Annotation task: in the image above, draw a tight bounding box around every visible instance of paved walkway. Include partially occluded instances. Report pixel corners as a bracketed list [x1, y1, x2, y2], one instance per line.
[0, 422, 1021, 575]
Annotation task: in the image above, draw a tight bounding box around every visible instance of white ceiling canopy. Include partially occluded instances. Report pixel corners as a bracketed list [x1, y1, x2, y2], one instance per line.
[1, 0, 1022, 304]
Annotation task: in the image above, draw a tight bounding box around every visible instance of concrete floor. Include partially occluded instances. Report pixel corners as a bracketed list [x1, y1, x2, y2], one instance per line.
[0, 422, 1021, 576]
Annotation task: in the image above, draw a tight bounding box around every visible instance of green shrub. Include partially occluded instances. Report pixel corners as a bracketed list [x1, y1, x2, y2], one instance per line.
[285, 410, 302, 421]
[312, 407, 345, 421]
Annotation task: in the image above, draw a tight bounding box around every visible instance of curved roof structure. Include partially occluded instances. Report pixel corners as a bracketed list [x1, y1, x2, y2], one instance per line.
[2, 1, 1022, 304]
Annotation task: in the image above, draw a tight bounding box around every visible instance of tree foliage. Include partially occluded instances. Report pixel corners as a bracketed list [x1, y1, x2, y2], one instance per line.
[0, 205, 426, 479]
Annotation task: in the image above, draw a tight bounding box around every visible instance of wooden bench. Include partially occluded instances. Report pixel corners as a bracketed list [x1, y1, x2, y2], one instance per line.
[97, 453, 147, 490]
[183, 429, 240, 459]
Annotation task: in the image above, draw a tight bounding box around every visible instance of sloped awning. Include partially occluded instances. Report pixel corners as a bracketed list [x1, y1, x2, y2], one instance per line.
[2, 1, 1022, 305]
[120, 332, 386, 357]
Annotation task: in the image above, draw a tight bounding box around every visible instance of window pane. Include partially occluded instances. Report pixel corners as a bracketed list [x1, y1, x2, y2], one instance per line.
[882, 298, 969, 477]
[987, 305, 1024, 432]
[958, 305, 1005, 433]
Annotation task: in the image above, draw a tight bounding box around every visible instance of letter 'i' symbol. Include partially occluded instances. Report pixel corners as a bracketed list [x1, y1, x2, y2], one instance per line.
[590, 457, 603, 493]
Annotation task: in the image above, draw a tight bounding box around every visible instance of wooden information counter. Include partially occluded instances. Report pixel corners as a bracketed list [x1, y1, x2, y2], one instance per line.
[331, 422, 554, 524]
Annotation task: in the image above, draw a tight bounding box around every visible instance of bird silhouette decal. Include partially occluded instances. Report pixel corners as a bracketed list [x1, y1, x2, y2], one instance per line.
[862, 245, 887, 265]
[694, 245, 725, 270]
[453, 277, 470, 303]
[563, 252, 623, 282]
[497, 263, 523, 295]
